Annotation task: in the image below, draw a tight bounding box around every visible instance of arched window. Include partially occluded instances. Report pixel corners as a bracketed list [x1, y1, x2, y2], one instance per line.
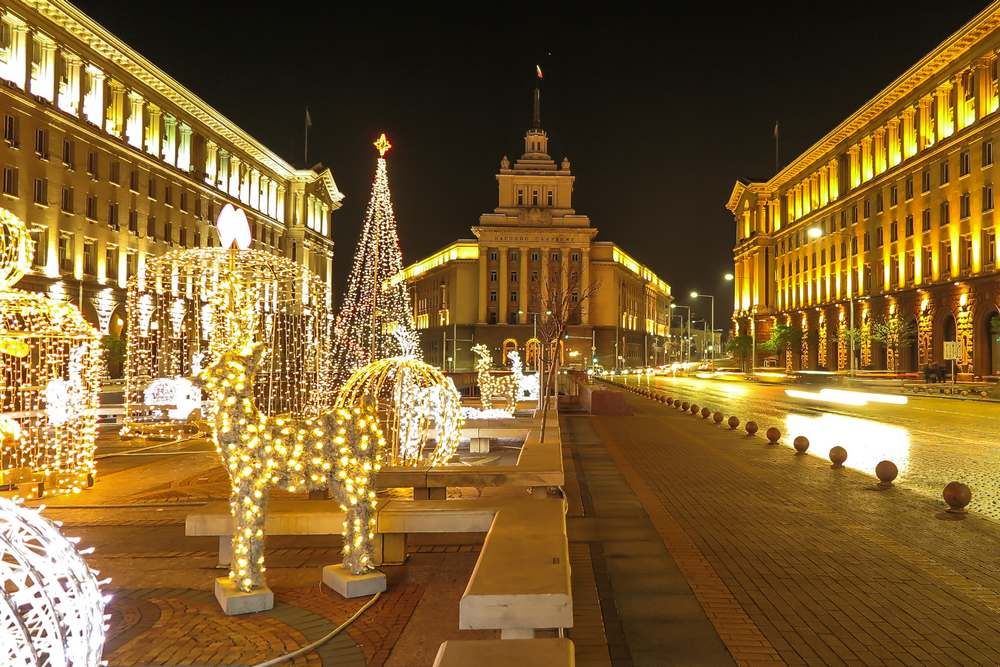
[502, 338, 518, 367]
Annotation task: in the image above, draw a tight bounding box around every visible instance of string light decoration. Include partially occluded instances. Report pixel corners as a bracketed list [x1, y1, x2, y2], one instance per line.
[198, 340, 384, 593]
[510, 351, 539, 400]
[471, 344, 523, 414]
[0, 496, 110, 666]
[461, 407, 514, 420]
[335, 329, 463, 465]
[0, 207, 101, 496]
[331, 133, 418, 387]
[123, 204, 334, 436]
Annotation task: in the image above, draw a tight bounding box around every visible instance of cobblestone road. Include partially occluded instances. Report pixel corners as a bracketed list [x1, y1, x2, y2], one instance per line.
[590, 387, 1000, 665]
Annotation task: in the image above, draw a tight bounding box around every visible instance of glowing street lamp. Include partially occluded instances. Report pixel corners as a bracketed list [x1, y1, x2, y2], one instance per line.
[807, 226, 823, 239]
[689, 291, 716, 361]
[724, 273, 734, 281]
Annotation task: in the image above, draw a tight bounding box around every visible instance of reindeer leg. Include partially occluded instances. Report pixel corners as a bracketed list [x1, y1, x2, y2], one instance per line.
[231, 480, 268, 592]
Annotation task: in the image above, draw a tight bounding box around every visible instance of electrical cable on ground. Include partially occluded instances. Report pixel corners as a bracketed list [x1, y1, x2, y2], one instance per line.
[251, 591, 382, 667]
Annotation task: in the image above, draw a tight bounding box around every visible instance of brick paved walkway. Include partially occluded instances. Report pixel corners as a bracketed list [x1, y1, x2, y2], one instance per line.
[586, 388, 1000, 666]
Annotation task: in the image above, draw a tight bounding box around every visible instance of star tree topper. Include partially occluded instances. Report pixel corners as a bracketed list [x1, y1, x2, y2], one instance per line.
[374, 133, 392, 157]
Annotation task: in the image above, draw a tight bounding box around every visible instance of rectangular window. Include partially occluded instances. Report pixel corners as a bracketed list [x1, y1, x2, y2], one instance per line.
[510, 291, 518, 303]
[840, 210, 847, 229]
[921, 169, 931, 193]
[905, 215, 913, 237]
[941, 200, 950, 225]
[922, 208, 931, 232]
[179, 226, 187, 247]
[106, 246, 118, 280]
[33, 178, 47, 205]
[83, 239, 95, 275]
[906, 253, 914, 284]
[960, 192, 971, 219]
[532, 190, 539, 206]
[983, 141, 993, 167]
[87, 150, 98, 178]
[163, 222, 172, 243]
[530, 251, 539, 262]
[128, 209, 138, 234]
[2, 166, 17, 197]
[194, 197, 202, 218]
[488, 251, 497, 261]
[961, 237, 972, 272]
[126, 251, 137, 279]
[890, 258, 899, 286]
[889, 184, 898, 206]
[3, 114, 19, 146]
[86, 194, 97, 220]
[58, 234, 73, 272]
[194, 230, 201, 247]
[984, 230, 997, 267]
[862, 233, 869, 252]
[863, 199, 870, 218]
[489, 291, 497, 302]
[147, 215, 156, 238]
[851, 205, 858, 224]
[890, 221, 899, 243]
[110, 160, 120, 185]
[863, 264, 872, 292]
[34, 128, 48, 158]
[517, 189, 524, 206]
[180, 191, 188, 212]
[108, 202, 119, 230]
[129, 169, 139, 192]
[941, 241, 952, 277]
[62, 138, 74, 168]
[922, 247, 932, 279]
[489, 270, 497, 282]
[31, 227, 46, 268]
[983, 184, 994, 212]
[875, 192, 883, 213]
[148, 176, 156, 199]
[904, 176, 913, 200]
[877, 227, 884, 247]
[960, 150, 971, 176]
[511, 271, 518, 282]
[940, 160, 950, 184]
[164, 185, 172, 206]
[60, 186, 73, 213]
[546, 190, 553, 207]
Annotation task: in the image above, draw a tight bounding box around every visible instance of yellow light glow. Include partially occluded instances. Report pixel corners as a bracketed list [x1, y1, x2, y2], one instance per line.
[373, 132, 392, 157]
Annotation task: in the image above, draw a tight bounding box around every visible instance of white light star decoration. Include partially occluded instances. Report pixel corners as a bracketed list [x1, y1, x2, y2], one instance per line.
[143, 377, 202, 421]
[0, 497, 111, 666]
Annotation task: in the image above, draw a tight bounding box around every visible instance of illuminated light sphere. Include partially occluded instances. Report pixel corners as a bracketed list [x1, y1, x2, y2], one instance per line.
[0, 207, 101, 496]
[0, 497, 109, 666]
[471, 345, 522, 414]
[123, 205, 333, 437]
[336, 331, 464, 466]
[199, 341, 384, 592]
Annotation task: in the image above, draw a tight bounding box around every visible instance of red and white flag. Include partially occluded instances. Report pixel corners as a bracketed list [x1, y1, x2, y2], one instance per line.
[536, 64, 544, 79]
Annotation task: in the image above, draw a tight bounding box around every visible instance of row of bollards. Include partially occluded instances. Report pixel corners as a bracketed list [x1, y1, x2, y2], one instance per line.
[607, 377, 974, 515]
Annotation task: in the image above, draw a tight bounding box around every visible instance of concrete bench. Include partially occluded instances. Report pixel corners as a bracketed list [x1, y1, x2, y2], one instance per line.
[433, 638, 574, 666]
[459, 497, 572, 640]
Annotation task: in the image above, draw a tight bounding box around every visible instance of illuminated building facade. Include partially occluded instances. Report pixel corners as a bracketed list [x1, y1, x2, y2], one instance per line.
[398, 89, 672, 370]
[728, 4, 1000, 377]
[0, 0, 340, 343]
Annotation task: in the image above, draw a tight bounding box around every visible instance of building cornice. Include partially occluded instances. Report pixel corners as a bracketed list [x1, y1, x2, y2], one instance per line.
[18, 0, 304, 180]
[766, 2, 1000, 192]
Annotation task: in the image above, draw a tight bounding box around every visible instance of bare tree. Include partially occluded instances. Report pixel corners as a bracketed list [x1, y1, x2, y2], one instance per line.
[536, 276, 599, 435]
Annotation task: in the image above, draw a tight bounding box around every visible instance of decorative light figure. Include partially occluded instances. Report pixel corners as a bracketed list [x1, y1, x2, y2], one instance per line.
[198, 340, 384, 592]
[0, 497, 110, 666]
[471, 344, 522, 413]
[331, 133, 418, 387]
[143, 377, 202, 421]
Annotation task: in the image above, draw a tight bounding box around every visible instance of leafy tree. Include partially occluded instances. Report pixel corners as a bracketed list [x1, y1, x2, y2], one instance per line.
[759, 324, 802, 358]
[871, 315, 917, 371]
[102, 334, 125, 379]
[726, 334, 753, 370]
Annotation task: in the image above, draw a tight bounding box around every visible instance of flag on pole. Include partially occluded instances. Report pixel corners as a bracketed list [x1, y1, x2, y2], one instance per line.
[536, 64, 543, 79]
[773, 121, 779, 138]
[305, 107, 312, 128]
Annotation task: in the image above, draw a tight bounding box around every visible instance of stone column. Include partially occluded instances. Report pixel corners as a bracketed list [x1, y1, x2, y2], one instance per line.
[106, 79, 126, 137]
[902, 107, 916, 158]
[975, 56, 995, 119]
[145, 103, 161, 156]
[886, 118, 901, 167]
[8, 22, 28, 90]
[229, 155, 241, 198]
[177, 123, 191, 171]
[204, 141, 218, 185]
[936, 82, 954, 140]
[519, 247, 528, 323]
[58, 52, 81, 115]
[477, 249, 488, 324]
[82, 65, 104, 126]
[918, 95, 933, 149]
[498, 248, 509, 324]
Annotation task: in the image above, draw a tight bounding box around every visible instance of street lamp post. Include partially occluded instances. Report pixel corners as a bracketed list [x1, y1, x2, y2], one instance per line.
[690, 291, 715, 361]
[670, 304, 691, 363]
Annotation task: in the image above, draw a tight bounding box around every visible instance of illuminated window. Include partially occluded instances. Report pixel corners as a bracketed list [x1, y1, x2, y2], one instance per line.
[2, 115, 17, 146]
[940, 160, 950, 184]
[941, 241, 952, 277]
[532, 190, 539, 206]
[83, 239, 95, 275]
[940, 200, 950, 225]
[984, 230, 996, 267]
[960, 192, 971, 219]
[921, 169, 931, 193]
[60, 185, 73, 213]
[489, 270, 497, 282]
[58, 233, 73, 272]
[106, 245, 118, 279]
[863, 199, 870, 218]
[922, 208, 931, 231]
[489, 291, 497, 302]
[546, 190, 553, 206]
[147, 215, 156, 238]
[960, 237, 972, 272]
[922, 246, 932, 278]
[31, 227, 47, 268]
[33, 178, 47, 205]
[517, 189, 524, 205]
[2, 166, 18, 196]
[489, 251, 497, 261]
[511, 271, 517, 282]
[530, 251, 539, 262]
[889, 184, 898, 207]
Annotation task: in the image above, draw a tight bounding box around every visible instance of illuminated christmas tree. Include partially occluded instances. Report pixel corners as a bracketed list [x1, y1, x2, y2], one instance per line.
[331, 133, 418, 386]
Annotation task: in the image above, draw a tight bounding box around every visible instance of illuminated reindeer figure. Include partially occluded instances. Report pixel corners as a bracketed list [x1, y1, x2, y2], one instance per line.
[471, 344, 523, 414]
[199, 339, 385, 592]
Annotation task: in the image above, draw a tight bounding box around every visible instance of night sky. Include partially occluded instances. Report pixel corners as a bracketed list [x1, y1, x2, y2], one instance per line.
[76, 2, 988, 324]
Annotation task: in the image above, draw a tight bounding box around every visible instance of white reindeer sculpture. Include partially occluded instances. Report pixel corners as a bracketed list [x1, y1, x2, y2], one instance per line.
[471, 344, 523, 414]
[198, 339, 384, 592]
